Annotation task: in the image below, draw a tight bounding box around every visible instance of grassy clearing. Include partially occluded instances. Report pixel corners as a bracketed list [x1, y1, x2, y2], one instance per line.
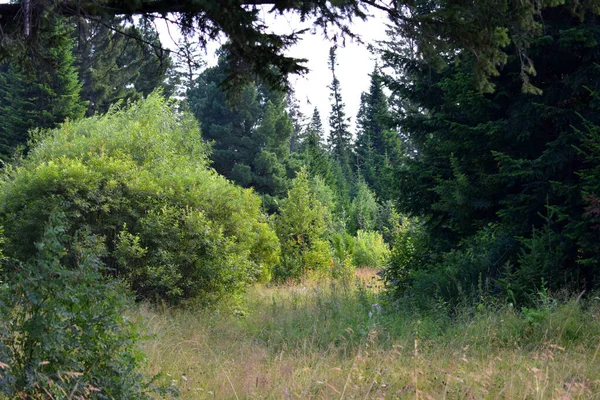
[140, 270, 600, 399]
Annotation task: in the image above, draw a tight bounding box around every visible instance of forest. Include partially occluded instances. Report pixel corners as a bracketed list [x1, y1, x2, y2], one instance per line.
[0, 0, 600, 398]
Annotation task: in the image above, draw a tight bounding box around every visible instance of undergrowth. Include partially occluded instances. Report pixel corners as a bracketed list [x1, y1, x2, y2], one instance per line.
[140, 270, 600, 399]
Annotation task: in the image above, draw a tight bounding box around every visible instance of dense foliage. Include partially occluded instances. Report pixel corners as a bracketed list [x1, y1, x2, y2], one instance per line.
[274, 169, 331, 281]
[0, 94, 280, 305]
[187, 53, 294, 209]
[0, 213, 150, 398]
[380, 3, 600, 306]
[75, 18, 175, 116]
[0, 19, 86, 160]
[0, 0, 577, 98]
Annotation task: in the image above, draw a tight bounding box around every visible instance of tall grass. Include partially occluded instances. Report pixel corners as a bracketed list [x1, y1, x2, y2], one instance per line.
[140, 270, 600, 398]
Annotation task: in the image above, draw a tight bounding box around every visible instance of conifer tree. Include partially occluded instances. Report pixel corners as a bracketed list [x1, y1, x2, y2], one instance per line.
[301, 108, 333, 183]
[0, 19, 86, 159]
[355, 67, 401, 200]
[274, 168, 331, 281]
[327, 46, 354, 194]
[75, 18, 174, 116]
[380, 4, 600, 301]
[287, 91, 306, 153]
[187, 49, 293, 206]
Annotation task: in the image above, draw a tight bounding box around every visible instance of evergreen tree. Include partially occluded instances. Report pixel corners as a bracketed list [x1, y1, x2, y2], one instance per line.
[287, 91, 306, 153]
[380, 4, 600, 301]
[0, 0, 572, 98]
[187, 49, 293, 206]
[348, 180, 379, 235]
[75, 18, 174, 116]
[355, 67, 401, 200]
[301, 108, 334, 185]
[327, 46, 354, 195]
[0, 19, 86, 160]
[274, 168, 331, 281]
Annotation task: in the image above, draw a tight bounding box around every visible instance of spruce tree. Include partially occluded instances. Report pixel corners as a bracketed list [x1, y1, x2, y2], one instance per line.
[287, 91, 306, 153]
[355, 67, 401, 200]
[301, 108, 336, 187]
[380, 4, 600, 301]
[75, 18, 174, 116]
[0, 19, 86, 160]
[187, 49, 293, 206]
[327, 46, 354, 195]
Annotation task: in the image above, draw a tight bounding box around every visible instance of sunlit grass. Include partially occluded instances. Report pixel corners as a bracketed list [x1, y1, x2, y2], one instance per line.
[139, 271, 600, 399]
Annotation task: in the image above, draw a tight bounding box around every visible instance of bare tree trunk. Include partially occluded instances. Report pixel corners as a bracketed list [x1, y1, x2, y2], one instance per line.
[23, 0, 30, 37]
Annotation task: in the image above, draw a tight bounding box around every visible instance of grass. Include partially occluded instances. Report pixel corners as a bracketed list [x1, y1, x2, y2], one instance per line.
[139, 269, 600, 399]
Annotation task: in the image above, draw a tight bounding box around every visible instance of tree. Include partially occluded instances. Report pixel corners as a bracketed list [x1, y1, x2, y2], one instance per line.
[187, 50, 294, 207]
[274, 168, 331, 281]
[355, 66, 401, 200]
[348, 180, 379, 235]
[300, 108, 335, 184]
[380, 3, 600, 303]
[0, 18, 86, 159]
[327, 45, 354, 192]
[75, 17, 175, 116]
[287, 91, 306, 153]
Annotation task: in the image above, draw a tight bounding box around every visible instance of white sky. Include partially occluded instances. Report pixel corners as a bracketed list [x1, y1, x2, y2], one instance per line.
[156, 7, 389, 135]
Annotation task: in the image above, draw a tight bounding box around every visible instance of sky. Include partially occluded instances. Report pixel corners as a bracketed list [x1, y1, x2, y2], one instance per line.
[156, 7, 389, 135]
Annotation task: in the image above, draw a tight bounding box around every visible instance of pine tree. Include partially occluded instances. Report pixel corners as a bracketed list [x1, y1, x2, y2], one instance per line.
[75, 17, 174, 116]
[187, 49, 293, 206]
[327, 46, 354, 195]
[355, 67, 401, 200]
[0, 19, 86, 160]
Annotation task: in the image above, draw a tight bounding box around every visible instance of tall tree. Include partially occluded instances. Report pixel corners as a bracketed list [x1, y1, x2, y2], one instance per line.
[287, 91, 306, 153]
[75, 18, 174, 116]
[0, 19, 86, 159]
[327, 45, 354, 191]
[300, 108, 335, 186]
[381, 3, 600, 301]
[187, 49, 293, 207]
[355, 67, 401, 200]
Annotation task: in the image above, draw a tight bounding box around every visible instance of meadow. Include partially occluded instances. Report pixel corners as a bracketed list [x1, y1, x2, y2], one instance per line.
[141, 270, 600, 399]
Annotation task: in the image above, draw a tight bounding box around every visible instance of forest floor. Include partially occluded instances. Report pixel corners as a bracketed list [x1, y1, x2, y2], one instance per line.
[140, 269, 600, 399]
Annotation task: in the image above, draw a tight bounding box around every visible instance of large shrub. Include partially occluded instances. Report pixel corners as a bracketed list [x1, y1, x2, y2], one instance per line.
[274, 169, 332, 281]
[352, 230, 390, 269]
[0, 214, 150, 398]
[0, 94, 280, 304]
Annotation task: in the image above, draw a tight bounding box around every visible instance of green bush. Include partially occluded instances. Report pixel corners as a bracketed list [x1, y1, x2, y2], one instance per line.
[274, 169, 332, 281]
[0, 214, 150, 398]
[384, 221, 516, 309]
[348, 181, 378, 235]
[352, 230, 390, 269]
[0, 94, 280, 304]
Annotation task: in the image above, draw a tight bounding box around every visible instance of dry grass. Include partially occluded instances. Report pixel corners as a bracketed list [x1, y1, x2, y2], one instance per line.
[139, 274, 600, 399]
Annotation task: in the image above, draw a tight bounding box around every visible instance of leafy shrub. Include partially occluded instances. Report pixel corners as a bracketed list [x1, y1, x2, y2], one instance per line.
[0, 94, 280, 304]
[384, 222, 516, 309]
[352, 230, 390, 269]
[383, 218, 435, 293]
[0, 213, 150, 398]
[274, 169, 332, 281]
[348, 181, 379, 234]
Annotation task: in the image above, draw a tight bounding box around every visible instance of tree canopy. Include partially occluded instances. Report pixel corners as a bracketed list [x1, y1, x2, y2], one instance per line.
[1, 0, 589, 93]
